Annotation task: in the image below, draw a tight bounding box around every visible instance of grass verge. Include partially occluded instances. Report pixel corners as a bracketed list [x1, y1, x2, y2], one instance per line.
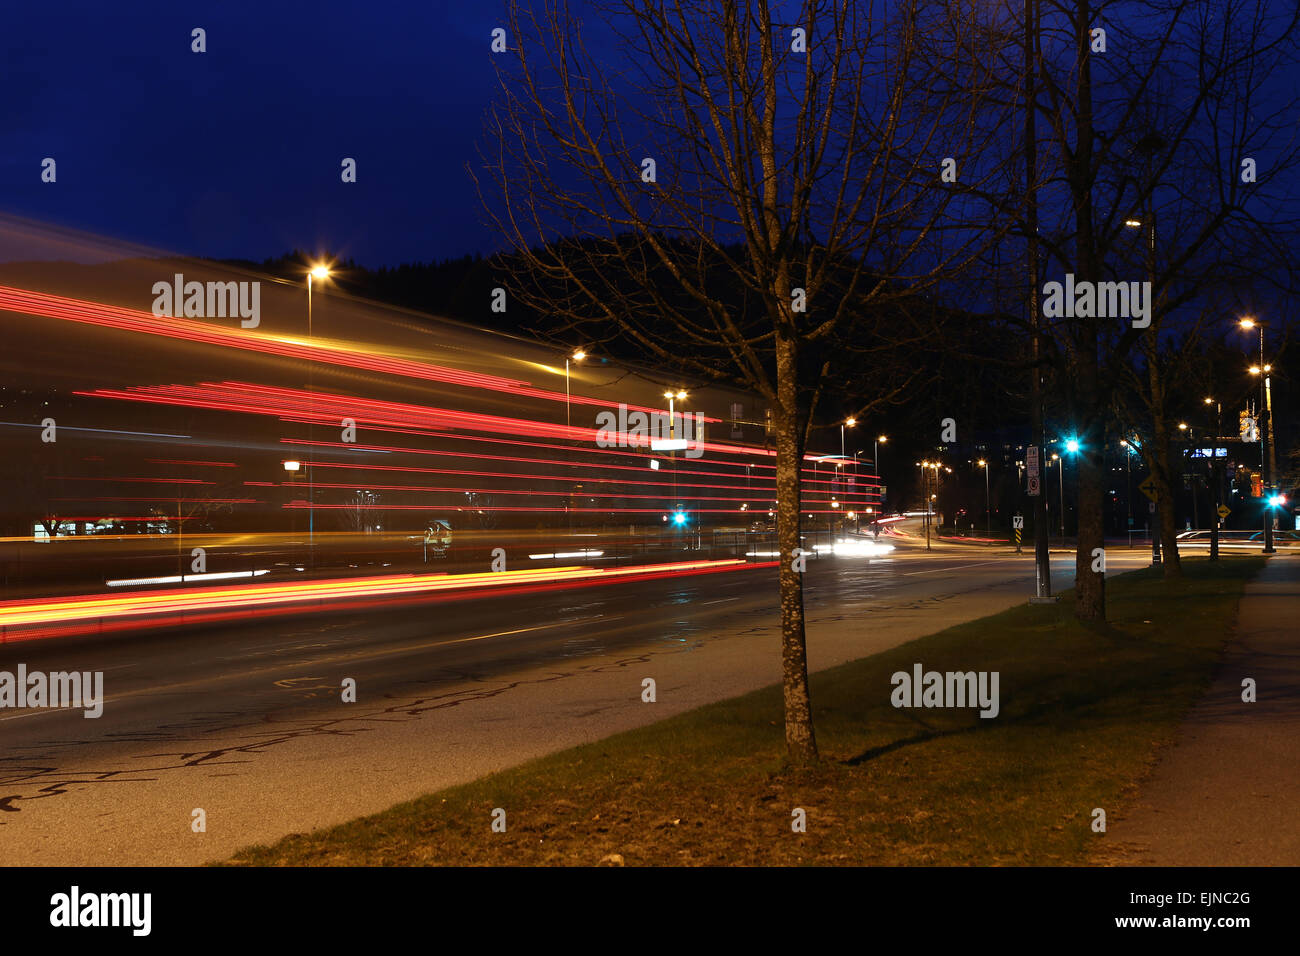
[225, 556, 1264, 866]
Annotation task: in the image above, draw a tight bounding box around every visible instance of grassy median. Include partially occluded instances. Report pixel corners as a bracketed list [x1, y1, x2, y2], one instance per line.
[226, 556, 1265, 866]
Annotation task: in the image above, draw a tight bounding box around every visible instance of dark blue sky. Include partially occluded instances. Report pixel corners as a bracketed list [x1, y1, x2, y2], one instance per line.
[1, 1, 513, 266]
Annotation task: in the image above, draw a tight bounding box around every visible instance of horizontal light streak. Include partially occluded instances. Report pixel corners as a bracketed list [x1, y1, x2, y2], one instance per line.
[303, 463, 876, 501]
[287, 502, 852, 514]
[288, 437, 878, 491]
[107, 570, 273, 587]
[0, 285, 710, 421]
[527, 551, 606, 559]
[0, 559, 753, 634]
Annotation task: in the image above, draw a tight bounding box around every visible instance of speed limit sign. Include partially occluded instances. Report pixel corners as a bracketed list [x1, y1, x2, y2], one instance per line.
[1027, 475, 1041, 495]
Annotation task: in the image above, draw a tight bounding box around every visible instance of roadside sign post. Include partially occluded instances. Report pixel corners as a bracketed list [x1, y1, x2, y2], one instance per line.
[1023, 446, 1055, 602]
[1013, 514, 1024, 553]
[1140, 475, 1161, 565]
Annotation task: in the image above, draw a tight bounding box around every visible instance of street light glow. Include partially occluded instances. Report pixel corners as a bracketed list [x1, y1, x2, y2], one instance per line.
[1065, 438, 1079, 453]
[309, 265, 330, 280]
[1239, 317, 1256, 330]
[571, 350, 586, 361]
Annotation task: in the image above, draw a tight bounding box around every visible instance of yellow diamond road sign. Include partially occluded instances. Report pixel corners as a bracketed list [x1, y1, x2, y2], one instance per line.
[1218, 504, 1231, 519]
[1139, 475, 1159, 502]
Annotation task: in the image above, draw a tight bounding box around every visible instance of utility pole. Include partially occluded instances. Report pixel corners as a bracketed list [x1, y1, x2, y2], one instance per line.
[1208, 399, 1221, 562]
[1025, 0, 1052, 601]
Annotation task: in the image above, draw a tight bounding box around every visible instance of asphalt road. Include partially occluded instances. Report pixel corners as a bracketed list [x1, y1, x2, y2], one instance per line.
[0, 545, 1151, 864]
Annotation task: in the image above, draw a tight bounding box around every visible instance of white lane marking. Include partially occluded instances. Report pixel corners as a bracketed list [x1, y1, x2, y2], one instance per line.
[0, 619, 604, 723]
[901, 560, 1009, 575]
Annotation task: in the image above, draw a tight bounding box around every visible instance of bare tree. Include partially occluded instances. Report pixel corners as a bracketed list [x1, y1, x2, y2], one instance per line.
[476, 0, 1015, 762]
[1003, 0, 1300, 614]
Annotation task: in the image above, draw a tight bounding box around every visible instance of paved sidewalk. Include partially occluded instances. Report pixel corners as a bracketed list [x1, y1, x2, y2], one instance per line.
[1103, 555, 1300, 865]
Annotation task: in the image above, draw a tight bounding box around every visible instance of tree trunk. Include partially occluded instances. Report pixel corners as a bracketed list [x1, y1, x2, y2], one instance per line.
[774, 331, 817, 765]
[1073, 426, 1107, 620]
[1150, 421, 1184, 579]
[1068, 1, 1106, 623]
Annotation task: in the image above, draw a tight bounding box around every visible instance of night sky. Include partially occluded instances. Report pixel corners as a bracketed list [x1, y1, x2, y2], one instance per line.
[1, 1, 516, 266]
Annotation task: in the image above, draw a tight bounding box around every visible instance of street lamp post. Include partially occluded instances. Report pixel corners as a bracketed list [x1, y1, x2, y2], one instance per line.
[1205, 398, 1222, 561]
[565, 350, 586, 429]
[1178, 422, 1200, 531]
[978, 459, 990, 534]
[1241, 318, 1276, 554]
[918, 461, 934, 551]
[841, 417, 855, 459]
[1052, 453, 1063, 539]
[1120, 440, 1134, 547]
[875, 435, 887, 511]
[306, 264, 330, 571]
[664, 389, 687, 518]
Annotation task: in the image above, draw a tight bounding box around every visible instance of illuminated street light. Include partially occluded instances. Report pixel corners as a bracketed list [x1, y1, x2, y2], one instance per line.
[841, 417, 856, 457]
[283, 460, 301, 472]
